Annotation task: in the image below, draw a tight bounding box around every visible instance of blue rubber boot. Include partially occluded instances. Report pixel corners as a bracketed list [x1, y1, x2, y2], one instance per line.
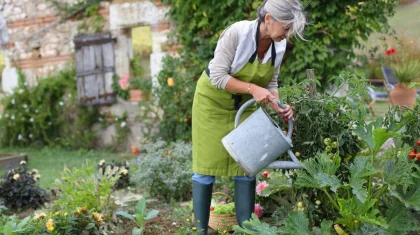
[234, 179, 256, 227]
[192, 180, 213, 235]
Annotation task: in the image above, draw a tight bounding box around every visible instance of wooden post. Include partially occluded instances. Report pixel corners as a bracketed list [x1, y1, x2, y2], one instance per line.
[306, 69, 316, 97]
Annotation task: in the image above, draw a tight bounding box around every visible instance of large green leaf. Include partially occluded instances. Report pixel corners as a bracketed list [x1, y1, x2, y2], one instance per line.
[383, 154, 419, 194]
[385, 200, 418, 235]
[144, 210, 159, 220]
[136, 197, 146, 216]
[295, 152, 342, 192]
[388, 176, 420, 210]
[348, 157, 377, 203]
[320, 219, 333, 235]
[116, 211, 135, 221]
[278, 212, 313, 235]
[232, 214, 281, 234]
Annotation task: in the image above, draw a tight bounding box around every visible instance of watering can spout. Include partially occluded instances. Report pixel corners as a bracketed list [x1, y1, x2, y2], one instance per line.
[266, 150, 302, 169]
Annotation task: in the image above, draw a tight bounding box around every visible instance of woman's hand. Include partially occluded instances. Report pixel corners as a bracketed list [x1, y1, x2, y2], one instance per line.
[270, 102, 294, 120]
[249, 85, 276, 105]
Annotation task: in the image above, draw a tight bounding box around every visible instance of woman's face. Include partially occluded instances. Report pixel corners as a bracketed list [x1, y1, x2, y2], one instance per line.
[265, 14, 291, 42]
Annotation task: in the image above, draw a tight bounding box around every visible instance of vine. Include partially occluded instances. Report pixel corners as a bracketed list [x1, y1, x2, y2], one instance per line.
[48, 0, 108, 33]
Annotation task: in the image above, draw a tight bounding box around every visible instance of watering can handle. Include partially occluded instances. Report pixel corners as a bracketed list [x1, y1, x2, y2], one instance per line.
[234, 98, 293, 139]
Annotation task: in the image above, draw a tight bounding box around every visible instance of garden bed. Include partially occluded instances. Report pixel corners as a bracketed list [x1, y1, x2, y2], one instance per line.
[0, 153, 27, 169]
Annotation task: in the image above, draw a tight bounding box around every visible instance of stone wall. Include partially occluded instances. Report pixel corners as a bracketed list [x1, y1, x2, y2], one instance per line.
[0, 0, 172, 150]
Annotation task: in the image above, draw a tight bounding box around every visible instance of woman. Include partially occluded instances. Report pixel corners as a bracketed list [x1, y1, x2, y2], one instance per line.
[191, 0, 306, 233]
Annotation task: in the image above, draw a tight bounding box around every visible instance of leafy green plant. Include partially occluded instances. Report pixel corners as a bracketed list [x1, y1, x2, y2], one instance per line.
[111, 74, 130, 100]
[0, 215, 31, 235]
[275, 71, 369, 160]
[0, 68, 99, 149]
[391, 59, 420, 85]
[130, 140, 192, 201]
[116, 197, 159, 235]
[0, 164, 49, 211]
[52, 161, 120, 215]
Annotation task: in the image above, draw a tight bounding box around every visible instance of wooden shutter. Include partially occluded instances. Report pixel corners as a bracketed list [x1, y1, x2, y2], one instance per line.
[74, 33, 116, 106]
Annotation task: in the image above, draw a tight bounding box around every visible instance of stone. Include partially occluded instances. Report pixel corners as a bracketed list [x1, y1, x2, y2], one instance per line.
[37, 3, 47, 10]
[13, 7, 22, 14]
[1, 66, 19, 94]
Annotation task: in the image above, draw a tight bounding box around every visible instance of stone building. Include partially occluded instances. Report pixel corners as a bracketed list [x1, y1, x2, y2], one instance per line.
[0, 0, 174, 148]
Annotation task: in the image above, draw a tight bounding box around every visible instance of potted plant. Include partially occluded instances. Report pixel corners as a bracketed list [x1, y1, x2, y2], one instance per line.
[384, 45, 420, 108]
[128, 76, 152, 102]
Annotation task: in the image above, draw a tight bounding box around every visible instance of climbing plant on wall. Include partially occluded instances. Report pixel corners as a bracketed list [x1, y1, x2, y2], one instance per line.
[48, 0, 106, 33]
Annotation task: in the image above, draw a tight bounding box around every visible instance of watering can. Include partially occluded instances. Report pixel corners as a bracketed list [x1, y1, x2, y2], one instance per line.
[222, 98, 302, 177]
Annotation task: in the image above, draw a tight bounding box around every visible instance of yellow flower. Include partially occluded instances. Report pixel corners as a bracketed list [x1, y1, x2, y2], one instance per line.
[121, 169, 128, 175]
[64, 213, 68, 216]
[98, 159, 105, 166]
[13, 174, 19, 180]
[54, 212, 60, 216]
[20, 160, 26, 165]
[167, 77, 175, 87]
[32, 169, 39, 174]
[92, 212, 104, 225]
[34, 212, 47, 220]
[46, 218, 54, 232]
[192, 227, 197, 231]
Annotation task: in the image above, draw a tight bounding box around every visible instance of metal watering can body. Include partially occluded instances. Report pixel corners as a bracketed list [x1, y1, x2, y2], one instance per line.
[222, 99, 302, 177]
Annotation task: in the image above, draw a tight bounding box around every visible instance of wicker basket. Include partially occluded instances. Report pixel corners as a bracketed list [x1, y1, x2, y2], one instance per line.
[208, 192, 237, 231]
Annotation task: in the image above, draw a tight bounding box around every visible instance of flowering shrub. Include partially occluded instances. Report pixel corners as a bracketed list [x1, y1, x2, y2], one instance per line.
[97, 159, 130, 189]
[0, 68, 100, 149]
[0, 161, 48, 210]
[130, 140, 192, 201]
[19, 208, 103, 234]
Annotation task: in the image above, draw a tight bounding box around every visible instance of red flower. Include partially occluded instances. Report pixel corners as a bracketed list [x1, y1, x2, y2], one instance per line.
[210, 206, 215, 211]
[385, 48, 396, 55]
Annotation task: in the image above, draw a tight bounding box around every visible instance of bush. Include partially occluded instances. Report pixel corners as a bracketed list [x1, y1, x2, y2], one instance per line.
[275, 71, 369, 159]
[0, 163, 49, 210]
[0, 68, 100, 149]
[130, 140, 192, 201]
[53, 161, 120, 214]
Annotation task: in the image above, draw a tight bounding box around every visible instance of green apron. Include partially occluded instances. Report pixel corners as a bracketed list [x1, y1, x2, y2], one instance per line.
[192, 25, 276, 176]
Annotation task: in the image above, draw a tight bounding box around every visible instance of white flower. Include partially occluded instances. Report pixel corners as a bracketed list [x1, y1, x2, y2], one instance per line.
[18, 134, 22, 140]
[120, 121, 126, 128]
[34, 174, 41, 181]
[121, 169, 128, 175]
[11, 115, 15, 120]
[115, 117, 119, 121]
[172, 222, 177, 226]
[29, 134, 33, 138]
[98, 159, 105, 166]
[68, 94, 72, 98]
[11, 99, 15, 104]
[32, 169, 39, 174]
[5, 113, 8, 118]
[30, 118, 34, 122]
[23, 104, 28, 109]
[35, 109, 39, 113]
[59, 101, 64, 106]
[0, 114, 2, 119]
[18, 89, 24, 94]
[13, 174, 19, 180]
[24, 82, 28, 86]
[48, 122, 51, 125]
[20, 160, 26, 165]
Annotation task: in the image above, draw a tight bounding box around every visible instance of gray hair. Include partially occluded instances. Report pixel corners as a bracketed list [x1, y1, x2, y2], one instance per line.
[258, 0, 307, 40]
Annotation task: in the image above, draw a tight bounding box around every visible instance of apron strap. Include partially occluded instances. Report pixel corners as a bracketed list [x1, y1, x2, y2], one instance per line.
[249, 21, 276, 66]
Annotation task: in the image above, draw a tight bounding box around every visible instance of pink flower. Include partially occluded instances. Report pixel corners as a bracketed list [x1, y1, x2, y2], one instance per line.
[254, 203, 263, 218]
[219, 201, 226, 205]
[256, 181, 269, 196]
[119, 74, 130, 90]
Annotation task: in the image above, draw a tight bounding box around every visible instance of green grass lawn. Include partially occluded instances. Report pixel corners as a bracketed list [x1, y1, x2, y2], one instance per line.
[0, 147, 133, 189]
